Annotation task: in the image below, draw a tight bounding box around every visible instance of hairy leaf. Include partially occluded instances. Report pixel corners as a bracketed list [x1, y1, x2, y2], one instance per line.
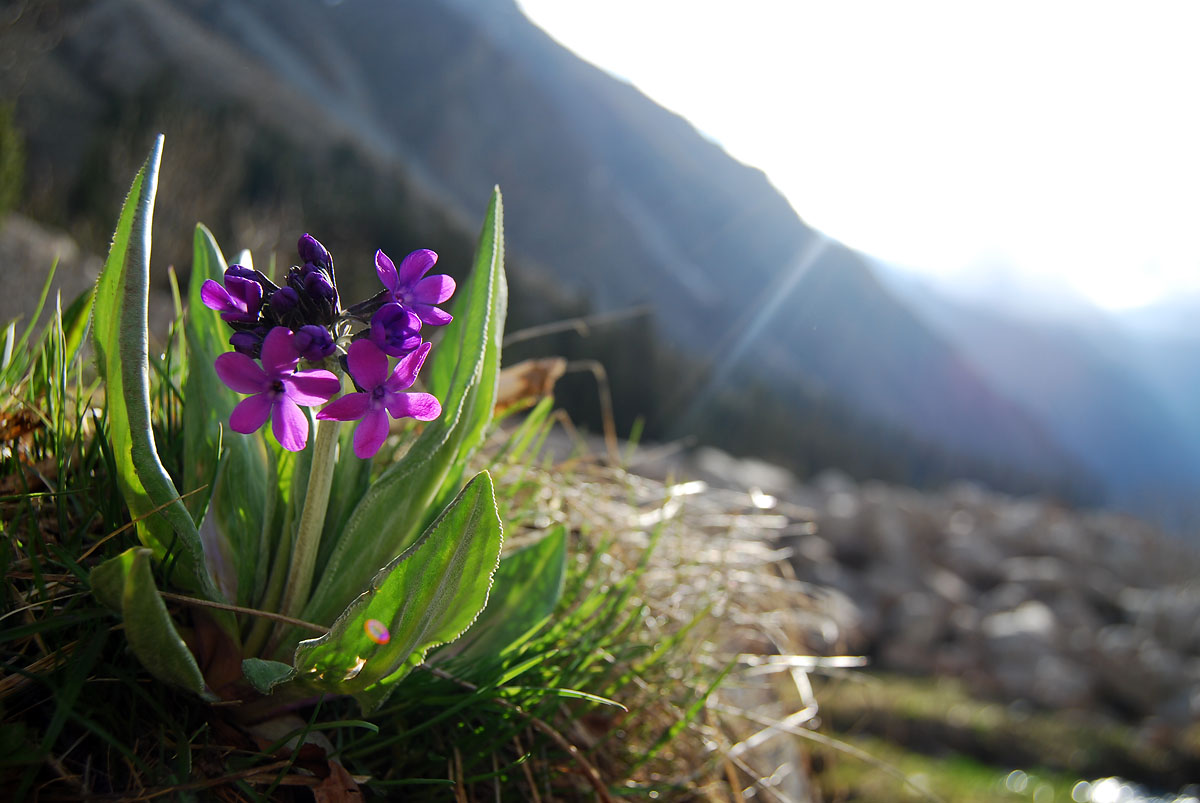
[90, 548, 208, 695]
[183, 225, 270, 605]
[242, 658, 296, 694]
[294, 472, 503, 709]
[90, 136, 220, 601]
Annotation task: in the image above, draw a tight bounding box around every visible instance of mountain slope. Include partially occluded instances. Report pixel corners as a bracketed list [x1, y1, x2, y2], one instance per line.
[3, 0, 1090, 498]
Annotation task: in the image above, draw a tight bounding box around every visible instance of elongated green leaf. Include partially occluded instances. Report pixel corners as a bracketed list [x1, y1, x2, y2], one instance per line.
[315, 422, 374, 572]
[90, 547, 208, 695]
[181, 224, 228, 522]
[440, 525, 567, 666]
[183, 226, 270, 605]
[304, 188, 507, 627]
[294, 472, 503, 709]
[91, 136, 219, 602]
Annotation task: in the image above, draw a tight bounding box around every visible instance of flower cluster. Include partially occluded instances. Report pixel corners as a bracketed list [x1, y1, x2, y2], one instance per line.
[202, 234, 454, 455]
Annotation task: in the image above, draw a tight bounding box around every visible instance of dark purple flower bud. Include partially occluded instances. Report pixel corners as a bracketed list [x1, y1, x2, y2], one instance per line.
[298, 233, 332, 270]
[293, 325, 335, 362]
[230, 329, 265, 357]
[270, 286, 300, 316]
[367, 303, 422, 357]
[304, 270, 336, 302]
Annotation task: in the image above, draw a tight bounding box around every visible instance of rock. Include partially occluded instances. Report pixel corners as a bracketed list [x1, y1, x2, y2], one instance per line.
[981, 600, 1056, 640]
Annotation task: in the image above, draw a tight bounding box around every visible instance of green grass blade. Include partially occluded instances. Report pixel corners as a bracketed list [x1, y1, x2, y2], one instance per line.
[90, 135, 220, 603]
[294, 472, 503, 709]
[303, 188, 507, 627]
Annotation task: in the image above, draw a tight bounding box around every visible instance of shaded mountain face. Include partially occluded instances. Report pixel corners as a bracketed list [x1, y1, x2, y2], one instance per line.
[4, 0, 1091, 500]
[880, 267, 1200, 532]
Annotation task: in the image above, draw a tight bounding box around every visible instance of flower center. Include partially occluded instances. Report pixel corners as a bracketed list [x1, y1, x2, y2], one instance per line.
[271, 379, 286, 396]
[372, 385, 387, 401]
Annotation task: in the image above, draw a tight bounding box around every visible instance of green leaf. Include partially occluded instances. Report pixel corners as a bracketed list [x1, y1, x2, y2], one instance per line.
[242, 658, 296, 694]
[183, 225, 270, 606]
[89, 550, 133, 613]
[440, 525, 567, 666]
[90, 135, 219, 602]
[315, 421, 374, 572]
[303, 188, 507, 627]
[294, 472, 503, 710]
[90, 547, 208, 695]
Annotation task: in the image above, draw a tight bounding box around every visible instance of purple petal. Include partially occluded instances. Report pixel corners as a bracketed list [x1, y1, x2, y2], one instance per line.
[316, 392, 371, 422]
[260, 327, 300, 377]
[215, 352, 268, 394]
[225, 275, 263, 310]
[272, 396, 309, 452]
[397, 249, 438, 287]
[230, 393, 273, 434]
[385, 392, 441, 422]
[353, 408, 390, 459]
[284, 369, 341, 406]
[201, 280, 234, 313]
[346, 339, 390, 390]
[412, 274, 456, 305]
[375, 249, 398, 294]
[385, 341, 432, 392]
[413, 304, 453, 327]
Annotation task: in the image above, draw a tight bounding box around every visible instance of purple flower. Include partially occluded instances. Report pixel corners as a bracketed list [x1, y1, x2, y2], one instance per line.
[215, 327, 341, 452]
[368, 303, 421, 357]
[317, 339, 441, 459]
[201, 265, 264, 323]
[375, 249, 455, 326]
[293, 324, 335, 362]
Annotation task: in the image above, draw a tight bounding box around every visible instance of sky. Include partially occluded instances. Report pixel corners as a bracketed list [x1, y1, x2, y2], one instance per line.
[515, 1, 1200, 310]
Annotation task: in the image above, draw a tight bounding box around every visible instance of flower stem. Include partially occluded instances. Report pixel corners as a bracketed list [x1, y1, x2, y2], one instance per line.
[276, 415, 340, 626]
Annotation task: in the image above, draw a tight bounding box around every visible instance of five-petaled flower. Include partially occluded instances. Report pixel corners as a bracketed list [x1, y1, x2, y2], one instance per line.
[215, 327, 341, 451]
[317, 339, 441, 459]
[375, 249, 456, 326]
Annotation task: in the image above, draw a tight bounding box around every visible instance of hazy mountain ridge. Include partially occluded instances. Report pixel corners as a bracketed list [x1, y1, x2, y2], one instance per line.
[879, 265, 1200, 530]
[4, 0, 1099, 505]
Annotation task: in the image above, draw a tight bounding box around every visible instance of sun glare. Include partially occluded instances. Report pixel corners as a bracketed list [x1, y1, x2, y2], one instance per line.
[518, 1, 1200, 310]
